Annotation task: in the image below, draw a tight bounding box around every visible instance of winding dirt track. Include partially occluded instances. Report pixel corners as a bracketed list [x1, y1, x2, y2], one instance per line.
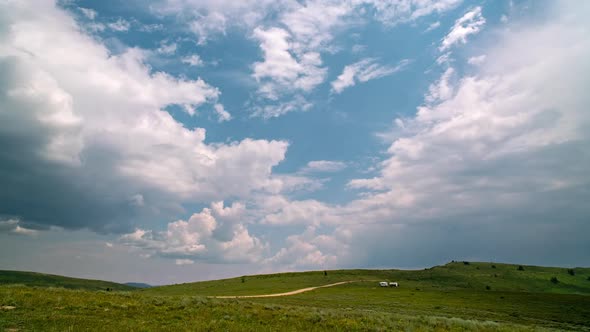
[212, 280, 370, 299]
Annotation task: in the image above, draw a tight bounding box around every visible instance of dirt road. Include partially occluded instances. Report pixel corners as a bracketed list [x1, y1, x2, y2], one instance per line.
[212, 280, 368, 299]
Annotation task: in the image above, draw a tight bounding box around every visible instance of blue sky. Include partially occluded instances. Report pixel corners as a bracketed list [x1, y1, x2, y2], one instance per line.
[1, 0, 589, 285]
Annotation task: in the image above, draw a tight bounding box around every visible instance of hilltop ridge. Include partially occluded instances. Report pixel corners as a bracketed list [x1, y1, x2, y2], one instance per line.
[0, 270, 135, 291]
[143, 261, 590, 297]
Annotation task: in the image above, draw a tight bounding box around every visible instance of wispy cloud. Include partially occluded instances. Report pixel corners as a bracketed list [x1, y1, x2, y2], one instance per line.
[425, 21, 440, 32]
[181, 54, 204, 67]
[301, 160, 347, 173]
[440, 7, 485, 51]
[0, 219, 38, 236]
[331, 58, 411, 94]
[79, 7, 97, 20]
[156, 41, 177, 55]
[108, 18, 131, 32]
[467, 54, 486, 65]
[214, 104, 232, 122]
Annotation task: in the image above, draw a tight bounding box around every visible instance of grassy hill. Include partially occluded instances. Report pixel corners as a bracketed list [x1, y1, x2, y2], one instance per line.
[140, 262, 590, 330]
[143, 261, 590, 296]
[1, 262, 589, 331]
[0, 270, 135, 291]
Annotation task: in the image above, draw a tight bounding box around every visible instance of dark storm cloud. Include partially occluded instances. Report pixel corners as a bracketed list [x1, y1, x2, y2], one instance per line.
[0, 56, 167, 233]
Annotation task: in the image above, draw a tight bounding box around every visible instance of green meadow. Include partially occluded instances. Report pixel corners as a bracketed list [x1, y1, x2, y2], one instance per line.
[1, 262, 589, 331]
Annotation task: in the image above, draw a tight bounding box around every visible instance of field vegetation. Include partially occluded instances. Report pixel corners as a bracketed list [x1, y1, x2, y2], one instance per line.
[1, 262, 589, 331]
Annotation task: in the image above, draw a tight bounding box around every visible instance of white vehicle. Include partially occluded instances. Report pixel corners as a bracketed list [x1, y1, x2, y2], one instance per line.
[379, 281, 389, 287]
[389, 282, 399, 287]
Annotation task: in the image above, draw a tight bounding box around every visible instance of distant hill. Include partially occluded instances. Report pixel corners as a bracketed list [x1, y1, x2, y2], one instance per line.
[0, 270, 135, 291]
[143, 261, 590, 297]
[124, 282, 152, 288]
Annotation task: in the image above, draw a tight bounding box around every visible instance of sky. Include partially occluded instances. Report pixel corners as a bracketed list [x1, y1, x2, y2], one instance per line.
[0, 0, 589, 285]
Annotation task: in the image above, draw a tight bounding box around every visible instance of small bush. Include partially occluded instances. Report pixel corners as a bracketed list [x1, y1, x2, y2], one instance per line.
[567, 269, 575, 276]
[463, 261, 470, 265]
[550, 277, 559, 284]
[491, 265, 496, 269]
[587, 276, 590, 281]
[324, 270, 327, 277]
[241, 276, 246, 283]
[485, 285, 491, 291]
[517, 266, 525, 271]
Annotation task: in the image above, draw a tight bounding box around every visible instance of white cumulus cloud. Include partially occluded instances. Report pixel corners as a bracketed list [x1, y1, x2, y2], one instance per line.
[0, 0, 291, 233]
[121, 202, 268, 263]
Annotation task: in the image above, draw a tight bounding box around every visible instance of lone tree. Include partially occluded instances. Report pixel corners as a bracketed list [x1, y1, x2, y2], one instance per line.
[517, 265, 525, 271]
[567, 269, 575, 276]
[551, 277, 559, 284]
[241, 276, 246, 283]
[324, 270, 328, 276]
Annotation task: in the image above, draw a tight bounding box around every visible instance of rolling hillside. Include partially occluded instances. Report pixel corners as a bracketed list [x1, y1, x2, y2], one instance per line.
[139, 261, 590, 329]
[1, 262, 589, 331]
[0, 270, 136, 291]
[143, 261, 590, 297]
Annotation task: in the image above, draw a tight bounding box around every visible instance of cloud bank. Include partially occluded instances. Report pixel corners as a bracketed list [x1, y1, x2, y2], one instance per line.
[1, 1, 589, 275]
[0, 1, 289, 233]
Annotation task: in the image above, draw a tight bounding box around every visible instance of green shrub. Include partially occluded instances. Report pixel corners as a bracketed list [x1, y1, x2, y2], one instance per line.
[550, 277, 559, 284]
[567, 269, 575, 276]
[491, 265, 496, 269]
[517, 266, 524, 271]
[485, 285, 491, 291]
[463, 261, 470, 265]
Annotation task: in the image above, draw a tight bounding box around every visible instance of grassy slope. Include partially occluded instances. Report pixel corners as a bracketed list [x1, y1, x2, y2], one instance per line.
[1, 262, 589, 331]
[0, 286, 553, 331]
[246, 281, 590, 329]
[0, 270, 135, 291]
[141, 262, 590, 330]
[144, 262, 590, 296]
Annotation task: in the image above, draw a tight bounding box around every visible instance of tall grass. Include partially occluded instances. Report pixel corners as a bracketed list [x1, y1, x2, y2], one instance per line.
[0, 286, 553, 331]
